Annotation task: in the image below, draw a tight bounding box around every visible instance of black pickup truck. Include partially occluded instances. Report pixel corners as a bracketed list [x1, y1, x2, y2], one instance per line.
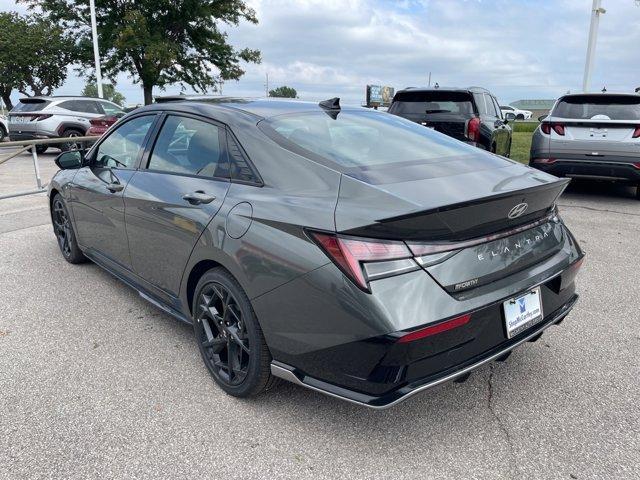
[388, 86, 514, 157]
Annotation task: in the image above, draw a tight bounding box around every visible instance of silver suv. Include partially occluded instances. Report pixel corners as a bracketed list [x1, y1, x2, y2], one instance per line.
[8, 96, 124, 153]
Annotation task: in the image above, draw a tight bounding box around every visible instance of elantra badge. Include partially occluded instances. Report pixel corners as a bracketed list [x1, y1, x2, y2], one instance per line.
[508, 203, 528, 219]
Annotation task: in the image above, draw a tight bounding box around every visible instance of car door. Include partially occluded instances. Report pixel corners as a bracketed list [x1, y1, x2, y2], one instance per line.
[69, 114, 158, 270]
[123, 113, 231, 304]
[490, 95, 511, 156]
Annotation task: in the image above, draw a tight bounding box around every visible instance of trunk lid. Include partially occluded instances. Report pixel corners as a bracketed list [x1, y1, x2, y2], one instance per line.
[335, 161, 568, 242]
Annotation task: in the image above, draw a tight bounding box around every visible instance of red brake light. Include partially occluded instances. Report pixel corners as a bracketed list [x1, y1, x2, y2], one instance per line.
[466, 117, 481, 142]
[633, 162, 640, 169]
[397, 314, 472, 343]
[309, 232, 412, 291]
[541, 122, 564, 135]
[632, 126, 640, 138]
[532, 158, 557, 164]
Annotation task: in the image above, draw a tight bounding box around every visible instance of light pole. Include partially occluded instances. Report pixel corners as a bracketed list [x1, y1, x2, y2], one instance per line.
[582, 0, 606, 92]
[89, 0, 103, 98]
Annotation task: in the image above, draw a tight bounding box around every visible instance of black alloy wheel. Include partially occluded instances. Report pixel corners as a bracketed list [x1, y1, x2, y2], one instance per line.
[61, 129, 83, 151]
[193, 268, 276, 397]
[51, 194, 86, 264]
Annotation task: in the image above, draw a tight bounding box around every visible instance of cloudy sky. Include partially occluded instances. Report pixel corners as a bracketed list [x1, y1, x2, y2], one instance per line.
[2, 0, 639, 106]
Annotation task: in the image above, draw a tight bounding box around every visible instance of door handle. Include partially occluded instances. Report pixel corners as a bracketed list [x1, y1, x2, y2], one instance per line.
[106, 182, 124, 193]
[182, 191, 216, 205]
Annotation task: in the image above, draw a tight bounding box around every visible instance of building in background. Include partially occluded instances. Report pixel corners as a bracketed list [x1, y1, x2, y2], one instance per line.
[510, 99, 556, 119]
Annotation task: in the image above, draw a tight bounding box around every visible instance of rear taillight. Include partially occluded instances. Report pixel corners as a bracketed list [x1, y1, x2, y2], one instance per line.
[309, 232, 418, 291]
[397, 313, 472, 343]
[532, 158, 557, 164]
[632, 126, 640, 138]
[633, 162, 640, 169]
[541, 122, 564, 136]
[466, 117, 481, 142]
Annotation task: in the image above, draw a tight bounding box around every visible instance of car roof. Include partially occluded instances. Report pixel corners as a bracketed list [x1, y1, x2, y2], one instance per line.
[143, 96, 369, 120]
[19, 96, 118, 103]
[395, 86, 491, 95]
[559, 92, 640, 99]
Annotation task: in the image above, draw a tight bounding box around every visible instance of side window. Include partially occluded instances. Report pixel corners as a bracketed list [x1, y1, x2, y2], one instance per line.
[95, 115, 155, 169]
[227, 133, 260, 184]
[491, 97, 503, 119]
[484, 94, 498, 117]
[147, 116, 228, 178]
[79, 100, 102, 114]
[474, 93, 487, 115]
[58, 100, 78, 112]
[101, 102, 124, 116]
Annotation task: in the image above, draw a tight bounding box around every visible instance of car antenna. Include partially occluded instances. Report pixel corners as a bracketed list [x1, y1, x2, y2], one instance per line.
[319, 97, 340, 119]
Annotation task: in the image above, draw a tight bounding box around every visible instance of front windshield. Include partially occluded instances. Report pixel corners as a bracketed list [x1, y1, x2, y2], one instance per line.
[264, 110, 481, 169]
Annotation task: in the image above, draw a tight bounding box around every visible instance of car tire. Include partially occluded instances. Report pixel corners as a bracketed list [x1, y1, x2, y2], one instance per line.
[60, 129, 84, 151]
[0, 125, 6, 142]
[51, 194, 87, 264]
[35, 145, 48, 154]
[636, 185, 640, 200]
[193, 268, 277, 398]
[516, 114, 524, 121]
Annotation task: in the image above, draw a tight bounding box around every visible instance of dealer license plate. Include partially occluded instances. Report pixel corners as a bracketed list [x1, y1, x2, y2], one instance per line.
[503, 287, 543, 338]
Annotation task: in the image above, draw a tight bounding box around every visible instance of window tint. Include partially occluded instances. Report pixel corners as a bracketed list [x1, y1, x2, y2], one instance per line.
[490, 97, 502, 118]
[148, 116, 227, 177]
[100, 102, 124, 116]
[266, 111, 481, 170]
[553, 95, 640, 120]
[389, 91, 474, 115]
[12, 100, 51, 112]
[95, 115, 155, 169]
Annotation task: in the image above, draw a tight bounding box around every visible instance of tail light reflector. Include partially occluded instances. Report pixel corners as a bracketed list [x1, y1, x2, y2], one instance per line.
[632, 126, 640, 138]
[309, 232, 416, 291]
[397, 314, 472, 343]
[466, 117, 481, 142]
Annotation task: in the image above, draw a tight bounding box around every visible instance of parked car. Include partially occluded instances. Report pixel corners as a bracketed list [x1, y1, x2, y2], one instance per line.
[388, 86, 513, 157]
[530, 92, 640, 199]
[500, 105, 532, 120]
[0, 114, 7, 142]
[8, 96, 124, 153]
[48, 97, 583, 408]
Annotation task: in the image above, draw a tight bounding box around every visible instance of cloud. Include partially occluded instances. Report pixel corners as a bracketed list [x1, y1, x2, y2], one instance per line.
[1, 0, 639, 105]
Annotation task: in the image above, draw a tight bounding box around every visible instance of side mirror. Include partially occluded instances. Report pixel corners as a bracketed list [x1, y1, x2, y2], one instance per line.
[538, 114, 548, 122]
[55, 150, 83, 170]
[504, 112, 516, 122]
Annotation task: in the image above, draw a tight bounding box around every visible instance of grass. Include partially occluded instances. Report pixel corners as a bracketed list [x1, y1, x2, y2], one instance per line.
[511, 121, 539, 133]
[510, 131, 533, 164]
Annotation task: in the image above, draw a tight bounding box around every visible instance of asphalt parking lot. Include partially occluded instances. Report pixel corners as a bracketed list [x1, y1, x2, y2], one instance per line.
[1, 150, 639, 480]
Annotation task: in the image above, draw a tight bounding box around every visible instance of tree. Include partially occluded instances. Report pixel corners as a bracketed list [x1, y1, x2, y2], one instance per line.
[0, 12, 77, 107]
[269, 86, 297, 98]
[81, 82, 126, 106]
[21, 0, 261, 105]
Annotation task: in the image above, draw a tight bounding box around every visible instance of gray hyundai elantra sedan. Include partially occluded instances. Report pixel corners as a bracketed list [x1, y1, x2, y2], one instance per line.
[48, 97, 584, 408]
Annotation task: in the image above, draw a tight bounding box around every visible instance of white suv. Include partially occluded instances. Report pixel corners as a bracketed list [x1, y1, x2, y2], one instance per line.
[8, 96, 124, 153]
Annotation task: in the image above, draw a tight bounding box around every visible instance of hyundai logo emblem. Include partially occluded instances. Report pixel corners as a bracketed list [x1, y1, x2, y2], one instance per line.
[508, 203, 528, 219]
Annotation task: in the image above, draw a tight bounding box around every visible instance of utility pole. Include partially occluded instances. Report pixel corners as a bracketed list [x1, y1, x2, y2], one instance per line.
[582, 0, 606, 92]
[89, 0, 103, 98]
[265, 73, 269, 97]
[428, 72, 431, 87]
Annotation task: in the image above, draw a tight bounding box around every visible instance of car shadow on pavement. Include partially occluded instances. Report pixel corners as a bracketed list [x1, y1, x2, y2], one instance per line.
[561, 179, 638, 202]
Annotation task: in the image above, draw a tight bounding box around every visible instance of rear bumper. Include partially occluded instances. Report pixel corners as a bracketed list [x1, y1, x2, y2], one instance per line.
[272, 292, 579, 409]
[530, 157, 640, 184]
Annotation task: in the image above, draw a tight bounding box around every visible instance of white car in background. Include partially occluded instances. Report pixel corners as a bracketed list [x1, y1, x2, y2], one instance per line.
[0, 114, 8, 141]
[500, 105, 532, 120]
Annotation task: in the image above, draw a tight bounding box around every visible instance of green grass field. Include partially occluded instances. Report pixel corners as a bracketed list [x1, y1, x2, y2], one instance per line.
[510, 131, 533, 164]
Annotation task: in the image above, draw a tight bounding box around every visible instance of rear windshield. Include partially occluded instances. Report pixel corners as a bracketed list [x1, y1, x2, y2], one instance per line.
[553, 95, 640, 120]
[388, 91, 475, 115]
[11, 100, 51, 113]
[261, 110, 504, 179]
